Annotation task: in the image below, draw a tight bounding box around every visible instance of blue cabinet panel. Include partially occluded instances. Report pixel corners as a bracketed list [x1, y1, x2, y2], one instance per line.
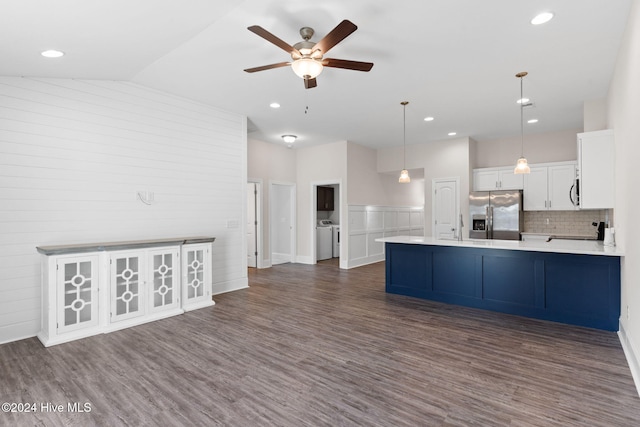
[384, 243, 621, 331]
[433, 250, 476, 297]
[544, 254, 620, 329]
[386, 244, 432, 297]
[482, 254, 537, 307]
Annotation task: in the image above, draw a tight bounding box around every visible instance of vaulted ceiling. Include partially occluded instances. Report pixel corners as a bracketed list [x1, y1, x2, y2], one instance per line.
[1, 0, 632, 149]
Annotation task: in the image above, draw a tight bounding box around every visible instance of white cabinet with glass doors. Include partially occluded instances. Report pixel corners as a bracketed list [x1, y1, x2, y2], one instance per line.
[37, 238, 214, 347]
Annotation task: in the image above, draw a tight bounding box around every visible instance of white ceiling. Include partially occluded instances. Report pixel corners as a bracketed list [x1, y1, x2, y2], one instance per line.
[0, 0, 632, 149]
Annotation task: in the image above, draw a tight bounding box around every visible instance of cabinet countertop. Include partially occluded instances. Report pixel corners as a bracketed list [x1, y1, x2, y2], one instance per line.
[376, 235, 622, 257]
[36, 236, 216, 256]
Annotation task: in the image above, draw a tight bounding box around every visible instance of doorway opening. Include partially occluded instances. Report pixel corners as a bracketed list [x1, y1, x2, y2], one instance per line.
[313, 182, 341, 266]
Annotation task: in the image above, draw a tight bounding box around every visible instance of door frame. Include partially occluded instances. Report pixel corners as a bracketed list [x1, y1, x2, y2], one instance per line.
[247, 179, 264, 268]
[270, 181, 296, 265]
[432, 176, 460, 239]
[311, 179, 343, 265]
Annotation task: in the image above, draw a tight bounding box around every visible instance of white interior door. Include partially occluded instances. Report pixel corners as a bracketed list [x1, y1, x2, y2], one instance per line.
[247, 183, 257, 268]
[433, 178, 459, 239]
[271, 183, 295, 265]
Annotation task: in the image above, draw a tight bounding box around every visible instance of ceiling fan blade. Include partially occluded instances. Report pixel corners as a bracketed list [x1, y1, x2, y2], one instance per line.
[312, 20, 357, 55]
[244, 62, 291, 73]
[247, 25, 301, 56]
[322, 58, 374, 72]
[304, 77, 317, 89]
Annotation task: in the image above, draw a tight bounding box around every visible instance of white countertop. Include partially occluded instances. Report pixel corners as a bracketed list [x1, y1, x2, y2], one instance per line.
[376, 236, 623, 257]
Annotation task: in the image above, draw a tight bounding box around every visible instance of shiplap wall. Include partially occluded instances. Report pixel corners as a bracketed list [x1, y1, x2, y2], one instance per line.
[0, 77, 247, 344]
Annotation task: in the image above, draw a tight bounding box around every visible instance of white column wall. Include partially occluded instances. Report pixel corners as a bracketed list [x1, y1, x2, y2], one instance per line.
[607, 0, 640, 395]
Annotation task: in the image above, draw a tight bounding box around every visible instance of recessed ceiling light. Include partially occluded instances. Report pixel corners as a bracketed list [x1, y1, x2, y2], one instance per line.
[528, 119, 539, 124]
[269, 102, 280, 109]
[531, 12, 554, 25]
[424, 116, 434, 122]
[448, 132, 457, 136]
[517, 97, 530, 104]
[41, 50, 64, 58]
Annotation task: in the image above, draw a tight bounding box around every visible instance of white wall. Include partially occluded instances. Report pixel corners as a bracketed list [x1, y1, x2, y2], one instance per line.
[378, 137, 472, 237]
[347, 141, 425, 207]
[295, 141, 348, 265]
[584, 98, 608, 131]
[247, 138, 296, 266]
[607, 0, 640, 394]
[0, 77, 247, 344]
[474, 129, 580, 168]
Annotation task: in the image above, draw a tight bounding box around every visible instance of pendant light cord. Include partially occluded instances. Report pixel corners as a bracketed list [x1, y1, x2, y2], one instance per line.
[520, 75, 524, 157]
[403, 103, 407, 169]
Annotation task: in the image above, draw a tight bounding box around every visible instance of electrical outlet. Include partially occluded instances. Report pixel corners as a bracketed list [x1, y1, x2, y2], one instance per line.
[627, 305, 630, 320]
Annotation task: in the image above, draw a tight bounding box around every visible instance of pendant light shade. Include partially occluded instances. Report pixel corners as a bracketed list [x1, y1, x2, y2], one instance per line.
[514, 72, 531, 174]
[399, 101, 411, 183]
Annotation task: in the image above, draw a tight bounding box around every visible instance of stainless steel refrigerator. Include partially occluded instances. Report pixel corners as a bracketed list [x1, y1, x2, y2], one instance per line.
[469, 190, 523, 240]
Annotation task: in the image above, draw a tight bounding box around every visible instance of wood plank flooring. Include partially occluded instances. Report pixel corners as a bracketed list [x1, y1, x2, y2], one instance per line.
[1, 259, 639, 426]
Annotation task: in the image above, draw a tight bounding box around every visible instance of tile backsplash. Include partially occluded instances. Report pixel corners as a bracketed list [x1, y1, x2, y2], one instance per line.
[524, 210, 607, 237]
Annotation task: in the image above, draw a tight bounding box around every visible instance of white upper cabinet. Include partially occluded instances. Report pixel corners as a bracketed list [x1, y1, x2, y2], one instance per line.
[548, 163, 578, 210]
[577, 130, 615, 209]
[523, 162, 577, 211]
[523, 167, 548, 211]
[473, 167, 524, 191]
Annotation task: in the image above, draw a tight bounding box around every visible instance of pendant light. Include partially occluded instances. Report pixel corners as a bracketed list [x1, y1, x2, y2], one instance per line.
[399, 101, 411, 183]
[514, 71, 531, 174]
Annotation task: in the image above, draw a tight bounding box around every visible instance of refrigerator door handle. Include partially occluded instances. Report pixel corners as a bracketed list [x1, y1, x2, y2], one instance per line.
[487, 206, 493, 239]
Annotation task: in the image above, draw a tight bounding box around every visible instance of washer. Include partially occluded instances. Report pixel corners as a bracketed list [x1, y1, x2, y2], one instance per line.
[316, 220, 333, 261]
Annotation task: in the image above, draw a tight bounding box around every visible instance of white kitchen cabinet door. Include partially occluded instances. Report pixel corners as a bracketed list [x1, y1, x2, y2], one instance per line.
[57, 255, 100, 334]
[148, 248, 180, 313]
[548, 164, 577, 211]
[473, 169, 500, 191]
[523, 167, 548, 211]
[110, 251, 145, 323]
[473, 167, 523, 191]
[578, 130, 614, 209]
[498, 169, 524, 190]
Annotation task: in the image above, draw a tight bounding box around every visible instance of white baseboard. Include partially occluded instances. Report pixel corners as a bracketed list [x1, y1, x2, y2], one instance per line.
[296, 255, 314, 265]
[212, 277, 249, 295]
[346, 254, 385, 269]
[272, 252, 293, 265]
[619, 321, 640, 398]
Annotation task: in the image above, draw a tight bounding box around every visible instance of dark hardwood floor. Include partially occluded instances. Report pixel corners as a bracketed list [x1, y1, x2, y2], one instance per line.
[2, 260, 639, 426]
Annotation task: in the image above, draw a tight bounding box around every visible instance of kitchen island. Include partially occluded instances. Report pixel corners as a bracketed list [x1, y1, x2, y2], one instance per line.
[377, 236, 623, 331]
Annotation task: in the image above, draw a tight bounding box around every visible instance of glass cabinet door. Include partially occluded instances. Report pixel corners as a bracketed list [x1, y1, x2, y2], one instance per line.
[148, 248, 180, 313]
[182, 244, 212, 308]
[110, 252, 144, 322]
[57, 256, 99, 334]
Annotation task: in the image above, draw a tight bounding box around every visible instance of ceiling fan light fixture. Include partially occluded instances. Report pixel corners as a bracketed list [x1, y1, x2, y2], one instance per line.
[291, 58, 323, 79]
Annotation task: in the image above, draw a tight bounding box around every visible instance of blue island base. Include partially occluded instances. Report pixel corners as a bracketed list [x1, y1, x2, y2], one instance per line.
[384, 242, 621, 331]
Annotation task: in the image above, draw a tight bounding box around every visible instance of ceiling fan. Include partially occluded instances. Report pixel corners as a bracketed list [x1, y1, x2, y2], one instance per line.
[244, 19, 374, 89]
